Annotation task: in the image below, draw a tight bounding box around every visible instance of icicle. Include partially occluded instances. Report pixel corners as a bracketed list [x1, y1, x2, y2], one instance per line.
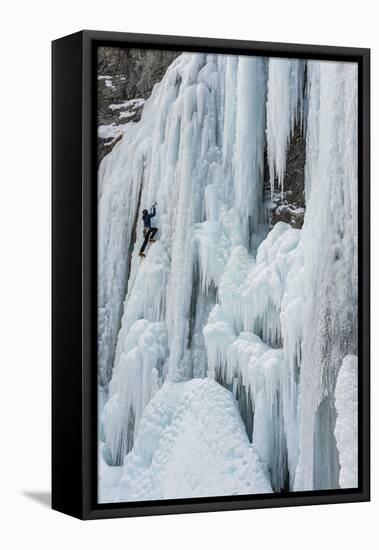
[234, 56, 267, 245]
[266, 58, 305, 198]
[102, 320, 168, 465]
[203, 224, 301, 488]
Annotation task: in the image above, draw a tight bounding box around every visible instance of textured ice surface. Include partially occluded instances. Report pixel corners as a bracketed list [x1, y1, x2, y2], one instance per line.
[100, 379, 272, 502]
[204, 223, 301, 489]
[102, 319, 168, 465]
[293, 61, 358, 490]
[334, 355, 358, 488]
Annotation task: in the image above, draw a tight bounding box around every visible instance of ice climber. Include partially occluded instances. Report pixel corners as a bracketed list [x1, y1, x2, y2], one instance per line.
[139, 202, 158, 257]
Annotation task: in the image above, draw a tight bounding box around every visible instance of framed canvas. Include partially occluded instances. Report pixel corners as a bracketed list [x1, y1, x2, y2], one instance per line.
[52, 30, 370, 520]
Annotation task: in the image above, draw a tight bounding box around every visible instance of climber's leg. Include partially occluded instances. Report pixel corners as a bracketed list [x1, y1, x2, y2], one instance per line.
[139, 231, 150, 255]
[149, 227, 158, 242]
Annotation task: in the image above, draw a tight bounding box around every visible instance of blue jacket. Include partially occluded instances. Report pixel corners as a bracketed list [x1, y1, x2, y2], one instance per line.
[142, 206, 156, 228]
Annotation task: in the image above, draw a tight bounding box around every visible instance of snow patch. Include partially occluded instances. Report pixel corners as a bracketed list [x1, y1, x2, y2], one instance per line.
[109, 98, 145, 111]
[98, 123, 129, 140]
[98, 75, 116, 90]
[100, 379, 272, 502]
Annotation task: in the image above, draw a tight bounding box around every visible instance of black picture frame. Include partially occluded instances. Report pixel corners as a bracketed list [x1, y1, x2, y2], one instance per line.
[52, 30, 370, 520]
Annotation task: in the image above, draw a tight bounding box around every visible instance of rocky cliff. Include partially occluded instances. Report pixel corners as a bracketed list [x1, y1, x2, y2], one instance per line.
[265, 122, 306, 229]
[97, 47, 180, 165]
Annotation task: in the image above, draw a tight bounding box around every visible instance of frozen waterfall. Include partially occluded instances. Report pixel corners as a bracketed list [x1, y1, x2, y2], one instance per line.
[98, 52, 358, 501]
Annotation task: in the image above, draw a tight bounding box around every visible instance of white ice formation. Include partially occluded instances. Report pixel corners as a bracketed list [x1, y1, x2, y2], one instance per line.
[98, 53, 358, 501]
[334, 355, 358, 489]
[100, 379, 272, 502]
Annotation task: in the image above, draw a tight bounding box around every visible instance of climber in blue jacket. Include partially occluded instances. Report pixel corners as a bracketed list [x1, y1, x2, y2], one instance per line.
[139, 202, 158, 257]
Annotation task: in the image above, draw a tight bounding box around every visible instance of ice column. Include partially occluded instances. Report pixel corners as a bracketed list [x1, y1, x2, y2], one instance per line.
[234, 56, 267, 246]
[334, 355, 358, 489]
[294, 61, 358, 490]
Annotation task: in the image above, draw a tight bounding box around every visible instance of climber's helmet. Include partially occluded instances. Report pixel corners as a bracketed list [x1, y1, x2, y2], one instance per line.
[142, 209, 148, 215]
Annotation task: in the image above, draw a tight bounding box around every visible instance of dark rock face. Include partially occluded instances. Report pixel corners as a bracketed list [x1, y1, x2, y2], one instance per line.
[265, 122, 306, 230]
[97, 47, 180, 165]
